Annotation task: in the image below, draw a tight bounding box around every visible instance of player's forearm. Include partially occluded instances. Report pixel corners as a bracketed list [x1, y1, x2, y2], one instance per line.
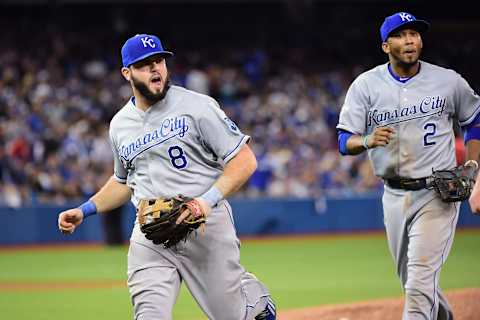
[346, 135, 368, 155]
[465, 139, 480, 162]
[90, 176, 132, 213]
[343, 127, 394, 155]
[214, 144, 257, 198]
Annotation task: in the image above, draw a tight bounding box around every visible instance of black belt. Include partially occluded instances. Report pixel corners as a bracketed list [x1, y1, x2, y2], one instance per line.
[385, 177, 430, 191]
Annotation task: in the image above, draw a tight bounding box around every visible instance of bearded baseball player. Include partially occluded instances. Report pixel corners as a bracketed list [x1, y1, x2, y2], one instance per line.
[58, 34, 276, 320]
[337, 12, 480, 320]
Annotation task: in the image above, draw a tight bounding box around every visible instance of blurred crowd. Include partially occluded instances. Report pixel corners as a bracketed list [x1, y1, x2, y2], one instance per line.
[0, 14, 477, 207]
[0, 37, 381, 207]
[182, 50, 384, 199]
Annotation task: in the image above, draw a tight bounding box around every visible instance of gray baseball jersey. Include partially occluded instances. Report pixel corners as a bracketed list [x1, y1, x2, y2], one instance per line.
[337, 61, 480, 320]
[109, 85, 271, 320]
[110, 85, 249, 203]
[338, 60, 480, 179]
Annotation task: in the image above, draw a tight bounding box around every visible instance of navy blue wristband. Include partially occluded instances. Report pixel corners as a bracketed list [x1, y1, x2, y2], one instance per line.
[79, 200, 97, 219]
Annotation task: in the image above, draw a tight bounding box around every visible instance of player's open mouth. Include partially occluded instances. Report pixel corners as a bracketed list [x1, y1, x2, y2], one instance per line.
[151, 76, 162, 85]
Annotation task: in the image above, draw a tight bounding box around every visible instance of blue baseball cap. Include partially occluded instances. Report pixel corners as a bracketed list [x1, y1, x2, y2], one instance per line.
[121, 34, 173, 67]
[380, 12, 430, 42]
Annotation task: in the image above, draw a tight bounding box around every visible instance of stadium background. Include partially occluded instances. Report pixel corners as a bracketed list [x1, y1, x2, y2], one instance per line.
[0, 1, 479, 319]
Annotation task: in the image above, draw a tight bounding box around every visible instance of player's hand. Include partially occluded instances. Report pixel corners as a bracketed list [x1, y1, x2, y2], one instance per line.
[468, 193, 480, 215]
[366, 126, 395, 148]
[176, 198, 211, 225]
[464, 159, 479, 171]
[466, 161, 480, 215]
[58, 208, 84, 234]
[469, 179, 480, 215]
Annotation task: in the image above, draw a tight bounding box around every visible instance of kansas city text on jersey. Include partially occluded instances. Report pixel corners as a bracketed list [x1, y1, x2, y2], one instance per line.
[120, 116, 190, 161]
[367, 95, 447, 127]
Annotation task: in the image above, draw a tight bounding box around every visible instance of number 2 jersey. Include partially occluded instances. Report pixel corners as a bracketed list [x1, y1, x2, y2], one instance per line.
[109, 85, 250, 207]
[337, 61, 480, 179]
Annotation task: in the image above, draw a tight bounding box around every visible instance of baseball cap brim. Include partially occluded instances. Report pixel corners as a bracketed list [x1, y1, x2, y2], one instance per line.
[387, 20, 430, 39]
[126, 51, 174, 67]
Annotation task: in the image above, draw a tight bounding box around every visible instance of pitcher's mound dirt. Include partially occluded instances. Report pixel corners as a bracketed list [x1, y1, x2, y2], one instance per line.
[279, 288, 479, 320]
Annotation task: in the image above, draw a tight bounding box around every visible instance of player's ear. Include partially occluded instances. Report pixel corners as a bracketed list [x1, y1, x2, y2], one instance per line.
[381, 42, 390, 54]
[121, 67, 131, 81]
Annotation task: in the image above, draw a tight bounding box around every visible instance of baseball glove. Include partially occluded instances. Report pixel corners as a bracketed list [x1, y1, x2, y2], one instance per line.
[430, 163, 477, 202]
[137, 195, 207, 248]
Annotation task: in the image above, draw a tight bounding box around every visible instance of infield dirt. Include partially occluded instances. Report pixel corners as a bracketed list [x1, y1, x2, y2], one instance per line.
[279, 288, 479, 320]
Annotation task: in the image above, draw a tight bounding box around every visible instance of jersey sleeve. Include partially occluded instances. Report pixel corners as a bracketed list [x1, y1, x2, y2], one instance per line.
[109, 127, 127, 184]
[336, 76, 370, 135]
[198, 99, 250, 163]
[454, 73, 480, 126]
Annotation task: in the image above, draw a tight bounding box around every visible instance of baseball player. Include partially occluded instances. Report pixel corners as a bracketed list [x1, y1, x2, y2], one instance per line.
[58, 34, 276, 320]
[336, 12, 480, 320]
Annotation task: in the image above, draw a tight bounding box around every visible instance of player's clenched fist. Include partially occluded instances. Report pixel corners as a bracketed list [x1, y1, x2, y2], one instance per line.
[365, 126, 395, 149]
[58, 209, 84, 234]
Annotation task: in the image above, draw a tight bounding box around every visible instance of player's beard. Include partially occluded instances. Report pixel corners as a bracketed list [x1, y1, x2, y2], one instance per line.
[131, 72, 171, 105]
[392, 47, 422, 68]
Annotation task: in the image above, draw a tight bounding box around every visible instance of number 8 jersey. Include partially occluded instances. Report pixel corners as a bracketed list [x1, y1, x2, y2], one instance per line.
[337, 61, 480, 179]
[109, 85, 250, 206]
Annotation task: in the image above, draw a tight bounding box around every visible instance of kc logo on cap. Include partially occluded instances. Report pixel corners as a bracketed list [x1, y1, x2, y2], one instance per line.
[380, 12, 430, 42]
[398, 12, 413, 22]
[140, 37, 156, 49]
[121, 34, 174, 67]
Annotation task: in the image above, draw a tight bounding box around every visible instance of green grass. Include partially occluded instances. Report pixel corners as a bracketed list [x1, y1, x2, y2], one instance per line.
[0, 230, 478, 320]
